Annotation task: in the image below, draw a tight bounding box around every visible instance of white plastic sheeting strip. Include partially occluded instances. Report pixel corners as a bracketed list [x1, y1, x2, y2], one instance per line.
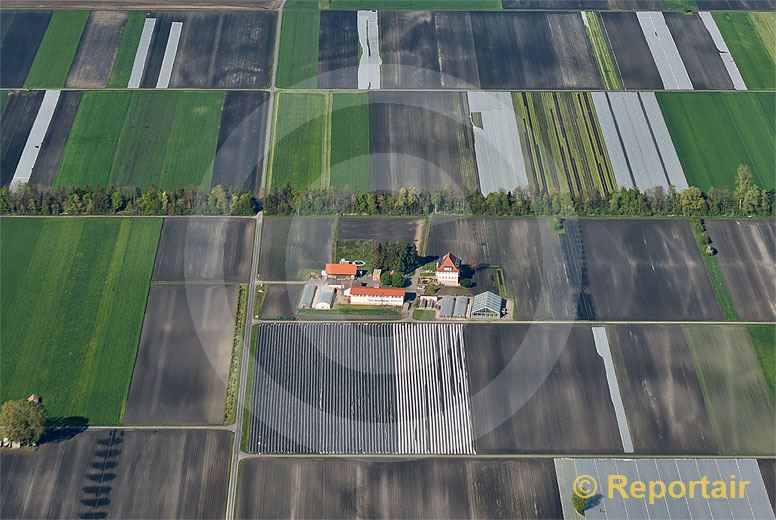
[699, 11, 747, 91]
[591, 91, 634, 189]
[393, 323, 474, 455]
[357, 10, 381, 89]
[592, 327, 633, 453]
[128, 17, 156, 88]
[156, 21, 182, 89]
[637, 12, 693, 90]
[639, 92, 688, 189]
[10, 90, 60, 190]
[467, 91, 529, 194]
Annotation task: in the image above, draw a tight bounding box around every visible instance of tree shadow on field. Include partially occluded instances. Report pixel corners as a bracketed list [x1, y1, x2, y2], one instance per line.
[79, 430, 123, 519]
[40, 416, 89, 444]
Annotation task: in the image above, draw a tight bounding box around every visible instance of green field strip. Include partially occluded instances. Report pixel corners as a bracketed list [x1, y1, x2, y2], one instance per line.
[583, 11, 623, 91]
[106, 11, 147, 88]
[276, 9, 320, 89]
[0, 90, 8, 112]
[285, 0, 501, 8]
[330, 93, 370, 191]
[512, 92, 614, 197]
[663, 0, 698, 11]
[690, 219, 739, 322]
[269, 92, 331, 189]
[241, 324, 260, 452]
[685, 325, 775, 455]
[748, 324, 776, 401]
[657, 92, 776, 191]
[750, 12, 776, 64]
[56, 91, 224, 189]
[24, 10, 90, 88]
[55, 91, 133, 188]
[0, 218, 161, 425]
[712, 12, 775, 90]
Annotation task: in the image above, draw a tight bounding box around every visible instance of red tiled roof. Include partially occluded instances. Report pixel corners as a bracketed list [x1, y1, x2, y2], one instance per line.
[325, 263, 358, 276]
[349, 286, 406, 297]
[437, 252, 460, 273]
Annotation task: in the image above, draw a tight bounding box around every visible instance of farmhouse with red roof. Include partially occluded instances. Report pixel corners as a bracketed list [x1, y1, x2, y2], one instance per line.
[436, 252, 461, 286]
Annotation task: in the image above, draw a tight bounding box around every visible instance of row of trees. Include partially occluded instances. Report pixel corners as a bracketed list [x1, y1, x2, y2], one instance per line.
[2, 166, 772, 218]
[0, 185, 259, 216]
[264, 167, 774, 218]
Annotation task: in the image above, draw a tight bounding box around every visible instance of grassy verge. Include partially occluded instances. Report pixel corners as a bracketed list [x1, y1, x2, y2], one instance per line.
[106, 11, 147, 88]
[657, 92, 775, 191]
[713, 12, 775, 90]
[663, 0, 698, 10]
[583, 11, 622, 91]
[334, 239, 372, 268]
[276, 9, 320, 89]
[252, 283, 267, 319]
[241, 324, 259, 452]
[0, 90, 9, 112]
[413, 309, 436, 321]
[748, 324, 776, 400]
[268, 92, 331, 189]
[0, 217, 161, 425]
[300, 304, 401, 317]
[25, 10, 90, 88]
[690, 218, 739, 321]
[331, 93, 370, 191]
[224, 284, 248, 425]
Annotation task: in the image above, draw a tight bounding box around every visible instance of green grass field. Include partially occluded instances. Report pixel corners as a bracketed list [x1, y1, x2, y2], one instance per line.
[241, 324, 260, 451]
[513, 92, 617, 196]
[749, 324, 776, 400]
[106, 11, 147, 88]
[276, 10, 320, 89]
[268, 92, 331, 189]
[330, 93, 370, 191]
[657, 92, 775, 191]
[285, 0, 501, 8]
[56, 91, 224, 189]
[0, 90, 9, 111]
[0, 217, 161, 425]
[412, 309, 436, 321]
[663, 0, 698, 10]
[24, 10, 90, 88]
[583, 12, 622, 90]
[713, 12, 775, 90]
[685, 325, 775, 454]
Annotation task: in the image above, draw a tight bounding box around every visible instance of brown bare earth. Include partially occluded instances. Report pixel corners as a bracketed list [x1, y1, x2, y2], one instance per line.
[0, 429, 231, 519]
[705, 219, 776, 322]
[3, 0, 280, 8]
[606, 325, 719, 454]
[237, 457, 563, 519]
[258, 217, 335, 281]
[260, 283, 302, 319]
[65, 11, 126, 88]
[465, 324, 623, 454]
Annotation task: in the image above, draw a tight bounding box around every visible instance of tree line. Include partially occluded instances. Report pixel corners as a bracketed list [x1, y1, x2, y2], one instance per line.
[0, 185, 259, 216]
[2, 166, 772, 218]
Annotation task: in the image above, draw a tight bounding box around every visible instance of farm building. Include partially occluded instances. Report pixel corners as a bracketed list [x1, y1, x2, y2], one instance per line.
[453, 296, 470, 318]
[298, 283, 316, 309]
[439, 296, 455, 318]
[436, 252, 461, 286]
[346, 286, 405, 307]
[324, 263, 357, 280]
[314, 287, 335, 310]
[471, 291, 504, 319]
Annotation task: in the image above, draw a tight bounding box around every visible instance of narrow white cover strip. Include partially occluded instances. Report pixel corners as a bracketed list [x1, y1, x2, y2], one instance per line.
[639, 92, 689, 189]
[156, 21, 183, 89]
[637, 12, 693, 90]
[699, 11, 747, 90]
[591, 92, 633, 189]
[128, 17, 156, 88]
[11, 90, 61, 190]
[592, 326, 634, 453]
[357, 11, 381, 89]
